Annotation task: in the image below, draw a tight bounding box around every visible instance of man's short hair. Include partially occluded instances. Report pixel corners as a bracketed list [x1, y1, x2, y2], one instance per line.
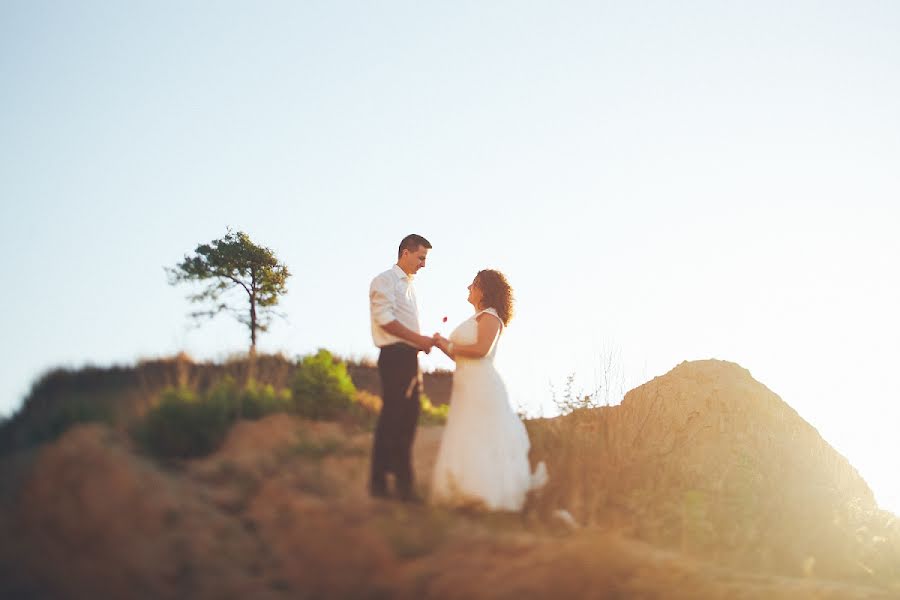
[398, 234, 432, 259]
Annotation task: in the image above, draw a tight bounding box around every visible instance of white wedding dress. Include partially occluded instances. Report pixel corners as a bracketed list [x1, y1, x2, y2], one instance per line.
[430, 308, 547, 511]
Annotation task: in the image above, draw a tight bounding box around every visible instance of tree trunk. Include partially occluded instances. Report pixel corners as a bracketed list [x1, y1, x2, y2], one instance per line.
[249, 271, 258, 355]
[243, 276, 259, 418]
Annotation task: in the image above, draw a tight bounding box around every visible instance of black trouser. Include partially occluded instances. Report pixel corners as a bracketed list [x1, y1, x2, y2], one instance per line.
[370, 343, 421, 497]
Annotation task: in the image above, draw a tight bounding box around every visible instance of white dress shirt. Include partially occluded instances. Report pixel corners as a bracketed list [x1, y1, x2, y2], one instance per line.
[370, 264, 421, 348]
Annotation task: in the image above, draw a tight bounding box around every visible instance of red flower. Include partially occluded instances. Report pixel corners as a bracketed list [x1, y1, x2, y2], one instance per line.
[442, 316, 448, 323]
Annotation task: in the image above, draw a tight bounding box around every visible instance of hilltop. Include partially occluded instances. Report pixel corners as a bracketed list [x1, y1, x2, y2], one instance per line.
[0, 352, 451, 454]
[0, 357, 898, 598]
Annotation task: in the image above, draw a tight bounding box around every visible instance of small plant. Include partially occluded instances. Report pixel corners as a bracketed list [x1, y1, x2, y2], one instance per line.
[239, 379, 292, 419]
[291, 349, 357, 420]
[419, 394, 448, 426]
[550, 372, 602, 415]
[136, 378, 292, 459]
[549, 347, 627, 416]
[347, 390, 382, 430]
[137, 386, 233, 459]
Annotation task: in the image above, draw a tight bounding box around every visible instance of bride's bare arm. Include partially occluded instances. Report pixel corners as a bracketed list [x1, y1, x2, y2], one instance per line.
[435, 314, 501, 360]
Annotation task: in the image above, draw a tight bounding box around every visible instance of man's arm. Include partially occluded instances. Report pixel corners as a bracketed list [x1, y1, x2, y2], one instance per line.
[381, 320, 433, 352]
[370, 275, 432, 352]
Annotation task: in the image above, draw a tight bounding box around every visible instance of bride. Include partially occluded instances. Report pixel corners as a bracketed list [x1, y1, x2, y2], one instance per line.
[430, 269, 547, 511]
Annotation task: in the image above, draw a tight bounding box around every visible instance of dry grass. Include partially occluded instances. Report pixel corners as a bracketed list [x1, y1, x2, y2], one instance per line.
[3, 357, 899, 597]
[524, 361, 900, 590]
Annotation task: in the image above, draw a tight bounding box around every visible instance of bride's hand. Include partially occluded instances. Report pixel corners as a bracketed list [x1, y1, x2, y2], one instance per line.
[432, 334, 449, 352]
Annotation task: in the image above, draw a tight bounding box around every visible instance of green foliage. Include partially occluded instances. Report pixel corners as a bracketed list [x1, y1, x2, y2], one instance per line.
[168, 229, 291, 352]
[346, 390, 381, 431]
[288, 351, 446, 426]
[197, 376, 293, 422]
[235, 379, 293, 420]
[291, 349, 357, 420]
[137, 388, 231, 458]
[138, 386, 232, 459]
[40, 399, 114, 443]
[137, 377, 291, 459]
[419, 394, 448, 426]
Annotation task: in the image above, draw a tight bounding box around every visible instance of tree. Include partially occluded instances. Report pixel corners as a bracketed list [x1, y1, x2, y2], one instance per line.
[168, 230, 291, 355]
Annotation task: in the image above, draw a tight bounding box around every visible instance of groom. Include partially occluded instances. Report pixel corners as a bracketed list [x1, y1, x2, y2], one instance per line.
[368, 234, 434, 502]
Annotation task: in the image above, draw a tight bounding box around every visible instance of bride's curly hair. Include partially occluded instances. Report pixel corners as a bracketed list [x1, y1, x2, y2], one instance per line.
[475, 269, 514, 326]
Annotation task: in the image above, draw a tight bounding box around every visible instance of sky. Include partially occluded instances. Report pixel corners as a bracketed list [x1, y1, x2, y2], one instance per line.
[2, 1, 898, 512]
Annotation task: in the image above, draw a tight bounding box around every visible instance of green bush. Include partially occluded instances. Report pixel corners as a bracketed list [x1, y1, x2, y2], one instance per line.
[137, 377, 292, 459]
[16, 398, 115, 447]
[291, 349, 357, 420]
[345, 391, 448, 429]
[346, 390, 381, 430]
[236, 379, 292, 420]
[138, 386, 233, 459]
[419, 394, 448, 426]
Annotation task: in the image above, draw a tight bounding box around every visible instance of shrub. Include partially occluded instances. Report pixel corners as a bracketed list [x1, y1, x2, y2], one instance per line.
[237, 379, 292, 420]
[136, 377, 292, 459]
[347, 390, 382, 430]
[137, 386, 233, 459]
[291, 349, 357, 420]
[343, 390, 447, 429]
[29, 399, 114, 447]
[419, 394, 448, 426]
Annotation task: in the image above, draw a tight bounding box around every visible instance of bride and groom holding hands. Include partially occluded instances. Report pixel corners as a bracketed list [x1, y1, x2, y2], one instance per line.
[368, 233, 547, 510]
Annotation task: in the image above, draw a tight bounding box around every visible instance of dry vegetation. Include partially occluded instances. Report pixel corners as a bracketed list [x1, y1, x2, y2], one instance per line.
[0, 355, 898, 599]
[527, 361, 900, 586]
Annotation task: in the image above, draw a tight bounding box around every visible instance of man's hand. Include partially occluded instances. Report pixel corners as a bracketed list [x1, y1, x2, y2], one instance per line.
[431, 334, 449, 354]
[381, 320, 434, 353]
[416, 334, 434, 353]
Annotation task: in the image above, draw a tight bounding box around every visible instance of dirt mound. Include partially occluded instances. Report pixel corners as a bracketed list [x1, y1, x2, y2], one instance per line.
[529, 359, 896, 582]
[12, 425, 280, 599]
